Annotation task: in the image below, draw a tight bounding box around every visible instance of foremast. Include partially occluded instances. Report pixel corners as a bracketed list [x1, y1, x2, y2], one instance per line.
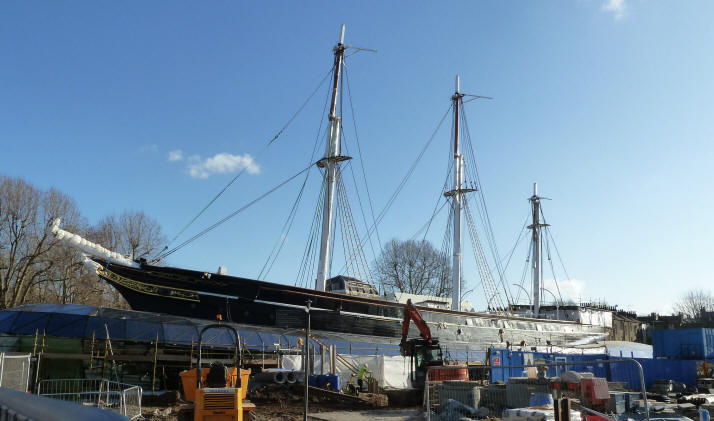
[315, 25, 351, 291]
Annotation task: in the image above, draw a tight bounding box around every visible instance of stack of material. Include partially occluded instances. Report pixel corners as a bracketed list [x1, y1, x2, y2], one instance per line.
[608, 392, 627, 414]
[507, 378, 552, 409]
[431, 399, 488, 421]
[438, 380, 481, 408]
[480, 383, 507, 411]
[580, 378, 610, 411]
[503, 408, 580, 421]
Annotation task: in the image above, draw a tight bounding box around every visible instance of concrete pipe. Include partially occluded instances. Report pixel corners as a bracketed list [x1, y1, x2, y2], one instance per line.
[254, 371, 286, 384]
[274, 371, 286, 384]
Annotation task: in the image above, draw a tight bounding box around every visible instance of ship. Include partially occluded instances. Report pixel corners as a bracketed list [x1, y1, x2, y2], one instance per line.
[50, 26, 610, 353]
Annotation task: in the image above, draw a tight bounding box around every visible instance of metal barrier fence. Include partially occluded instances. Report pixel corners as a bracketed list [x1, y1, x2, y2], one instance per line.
[0, 353, 31, 392]
[425, 359, 650, 421]
[38, 378, 142, 420]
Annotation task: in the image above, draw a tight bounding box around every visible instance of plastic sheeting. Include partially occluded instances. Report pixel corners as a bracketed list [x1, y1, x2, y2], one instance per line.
[503, 408, 580, 421]
[0, 304, 298, 349]
[604, 341, 653, 358]
[0, 304, 427, 358]
[282, 354, 412, 389]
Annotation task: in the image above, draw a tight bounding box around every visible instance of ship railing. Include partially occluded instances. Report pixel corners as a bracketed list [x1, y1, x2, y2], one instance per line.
[424, 359, 649, 421]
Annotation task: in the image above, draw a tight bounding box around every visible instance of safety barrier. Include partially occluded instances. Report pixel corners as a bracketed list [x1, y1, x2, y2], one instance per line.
[0, 353, 31, 392]
[38, 378, 143, 420]
[0, 387, 131, 421]
[425, 359, 650, 421]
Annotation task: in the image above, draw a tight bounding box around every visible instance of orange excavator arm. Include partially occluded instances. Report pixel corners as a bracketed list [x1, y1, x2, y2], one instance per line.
[401, 299, 432, 347]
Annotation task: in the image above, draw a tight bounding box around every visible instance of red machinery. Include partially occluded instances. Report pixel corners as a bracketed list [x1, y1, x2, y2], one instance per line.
[400, 299, 467, 389]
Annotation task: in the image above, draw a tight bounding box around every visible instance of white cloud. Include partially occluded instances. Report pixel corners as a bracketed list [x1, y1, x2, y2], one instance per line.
[141, 144, 159, 153]
[188, 153, 260, 179]
[168, 150, 184, 162]
[602, 0, 626, 19]
[543, 278, 586, 304]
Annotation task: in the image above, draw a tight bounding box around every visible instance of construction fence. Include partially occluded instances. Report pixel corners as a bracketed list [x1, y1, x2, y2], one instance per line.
[489, 347, 701, 388]
[0, 352, 31, 392]
[38, 378, 142, 420]
[425, 359, 650, 421]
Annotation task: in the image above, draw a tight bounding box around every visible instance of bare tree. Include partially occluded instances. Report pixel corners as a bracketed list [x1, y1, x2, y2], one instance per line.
[0, 176, 84, 308]
[1, 175, 165, 310]
[374, 238, 451, 297]
[92, 211, 166, 261]
[673, 289, 714, 320]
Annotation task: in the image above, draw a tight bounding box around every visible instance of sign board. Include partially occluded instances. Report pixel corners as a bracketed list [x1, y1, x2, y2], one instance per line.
[493, 356, 501, 366]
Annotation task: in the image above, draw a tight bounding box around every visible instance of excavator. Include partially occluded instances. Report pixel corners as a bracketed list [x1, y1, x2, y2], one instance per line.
[400, 299, 448, 389]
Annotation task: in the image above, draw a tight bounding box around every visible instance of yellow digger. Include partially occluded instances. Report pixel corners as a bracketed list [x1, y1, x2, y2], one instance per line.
[179, 323, 254, 421]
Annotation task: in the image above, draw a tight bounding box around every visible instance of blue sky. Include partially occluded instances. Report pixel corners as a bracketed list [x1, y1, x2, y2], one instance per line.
[2, 1, 713, 315]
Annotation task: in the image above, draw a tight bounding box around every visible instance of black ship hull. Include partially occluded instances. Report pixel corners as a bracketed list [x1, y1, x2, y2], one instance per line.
[93, 258, 607, 350]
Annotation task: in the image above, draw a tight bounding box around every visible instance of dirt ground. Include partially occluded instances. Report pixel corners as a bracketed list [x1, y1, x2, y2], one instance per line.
[142, 402, 383, 421]
[140, 388, 401, 421]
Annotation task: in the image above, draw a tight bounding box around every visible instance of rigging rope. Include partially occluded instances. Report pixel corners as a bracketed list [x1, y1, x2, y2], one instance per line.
[516, 237, 533, 304]
[440, 198, 454, 297]
[295, 178, 326, 287]
[258, 69, 334, 281]
[463, 199, 508, 312]
[343, 67, 382, 262]
[155, 67, 335, 261]
[356, 106, 452, 251]
[257, 170, 310, 280]
[333, 105, 452, 277]
[156, 164, 313, 260]
[459, 102, 513, 307]
[336, 169, 374, 283]
[544, 225, 566, 304]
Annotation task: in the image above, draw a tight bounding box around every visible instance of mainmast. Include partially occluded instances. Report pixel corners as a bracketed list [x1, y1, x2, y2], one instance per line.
[528, 183, 549, 317]
[444, 75, 476, 311]
[315, 25, 350, 291]
[451, 76, 463, 311]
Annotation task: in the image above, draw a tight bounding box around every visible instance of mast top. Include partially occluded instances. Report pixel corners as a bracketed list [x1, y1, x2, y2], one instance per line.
[533, 182, 538, 197]
[339, 24, 345, 45]
[455, 74, 460, 94]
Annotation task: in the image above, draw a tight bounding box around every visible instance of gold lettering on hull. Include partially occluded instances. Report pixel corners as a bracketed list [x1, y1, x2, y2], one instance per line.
[96, 265, 200, 302]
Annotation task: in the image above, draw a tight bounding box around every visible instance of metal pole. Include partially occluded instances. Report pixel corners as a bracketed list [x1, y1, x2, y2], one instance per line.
[189, 339, 194, 369]
[451, 74, 463, 311]
[304, 299, 311, 421]
[32, 329, 38, 357]
[152, 332, 159, 393]
[530, 183, 542, 317]
[328, 345, 332, 374]
[315, 24, 346, 291]
[512, 283, 533, 316]
[88, 331, 95, 374]
[321, 345, 325, 375]
[542, 287, 559, 319]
